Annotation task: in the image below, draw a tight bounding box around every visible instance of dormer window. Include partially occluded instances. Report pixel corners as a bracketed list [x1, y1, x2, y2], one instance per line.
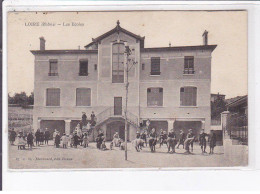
[79, 60, 88, 76]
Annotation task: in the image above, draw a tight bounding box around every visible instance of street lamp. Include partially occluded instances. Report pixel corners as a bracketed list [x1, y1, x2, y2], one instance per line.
[124, 42, 136, 160]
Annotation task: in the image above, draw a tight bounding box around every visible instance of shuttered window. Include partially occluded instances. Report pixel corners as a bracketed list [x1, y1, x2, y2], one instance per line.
[112, 43, 124, 83]
[180, 87, 197, 106]
[184, 56, 195, 74]
[151, 57, 160, 75]
[76, 88, 91, 106]
[49, 60, 58, 76]
[46, 88, 60, 106]
[147, 87, 163, 106]
[79, 60, 88, 76]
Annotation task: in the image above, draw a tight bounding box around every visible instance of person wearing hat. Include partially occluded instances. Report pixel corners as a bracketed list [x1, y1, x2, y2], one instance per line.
[136, 131, 141, 139]
[199, 129, 208, 154]
[177, 129, 186, 149]
[209, 130, 217, 154]
[167, 129, 177, 153]
[148, 128, 157, 152]
[44, 128, 50, 145]
[184, 129, 195, 154]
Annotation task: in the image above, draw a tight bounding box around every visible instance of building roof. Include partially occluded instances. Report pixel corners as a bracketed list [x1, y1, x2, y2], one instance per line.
[141, 45, 217, 52]
[226, 95, 247, 108]
[31, 49, 98, 55]
[84, 20, 145, 49]
[211, 93, 226, 97]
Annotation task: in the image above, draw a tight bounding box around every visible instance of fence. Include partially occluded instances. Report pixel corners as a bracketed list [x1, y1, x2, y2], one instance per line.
[226, 113, 248, 145]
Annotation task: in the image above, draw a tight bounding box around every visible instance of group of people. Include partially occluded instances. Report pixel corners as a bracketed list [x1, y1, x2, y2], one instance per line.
[9, 128, 51, 150]
[129, 128, 217, 154]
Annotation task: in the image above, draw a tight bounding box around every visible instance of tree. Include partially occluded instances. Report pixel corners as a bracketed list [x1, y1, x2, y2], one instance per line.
[211, 97, 227, 119]
[8, 92, 34, 106]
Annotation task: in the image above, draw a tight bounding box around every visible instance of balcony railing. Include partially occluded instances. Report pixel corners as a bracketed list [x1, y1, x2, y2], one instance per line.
[95, 107, 139, 127]
[48, 72, 58, 76]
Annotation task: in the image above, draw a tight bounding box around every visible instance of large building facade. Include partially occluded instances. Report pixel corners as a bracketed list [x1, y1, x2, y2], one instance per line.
[31, 21, 217, 141]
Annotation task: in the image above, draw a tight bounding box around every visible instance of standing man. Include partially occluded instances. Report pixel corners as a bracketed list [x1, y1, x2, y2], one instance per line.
[82, 112, 87, 127]
[177, 129, 186, 149]
[199, 129, 208, 154]
[35, 129, 41, 146]
[149, 128, 157, 152]
[209, 130, 217, 154]
[140, 130, 147, 147]
[90, 111, 96, 126]
[167, 129, 177, 153]
[184, 129, 195, 154]
[53, 129, 58, 147]
[44, 128, 50, 145]
[9, 128, 16, 145]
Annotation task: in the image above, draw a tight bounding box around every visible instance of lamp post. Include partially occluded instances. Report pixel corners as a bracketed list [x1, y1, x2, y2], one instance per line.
[123, 42, 137, 160]
[124, 42, 130, 160]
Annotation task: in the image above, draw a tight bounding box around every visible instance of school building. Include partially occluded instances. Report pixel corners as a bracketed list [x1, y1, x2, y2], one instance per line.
[31, 21, 217, 141]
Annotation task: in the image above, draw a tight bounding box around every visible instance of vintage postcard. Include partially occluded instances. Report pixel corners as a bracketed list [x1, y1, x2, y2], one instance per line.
[7, 11, 248, 169]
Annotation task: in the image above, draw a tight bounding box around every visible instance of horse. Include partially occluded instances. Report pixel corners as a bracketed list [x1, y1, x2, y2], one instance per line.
[132, 138, 144, 152]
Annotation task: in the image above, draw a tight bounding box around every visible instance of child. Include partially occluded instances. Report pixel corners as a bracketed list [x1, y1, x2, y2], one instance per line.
[82, 133, 89, 148]
[61, 133, 69, 149]
[17, 133, 26, 150]
[69, 132, 74, 147]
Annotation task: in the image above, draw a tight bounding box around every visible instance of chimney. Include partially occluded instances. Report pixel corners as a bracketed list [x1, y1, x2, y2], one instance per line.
[39, 37, 46, 50]
[169, 42, 171, 47]
[202, 30, 208, 45]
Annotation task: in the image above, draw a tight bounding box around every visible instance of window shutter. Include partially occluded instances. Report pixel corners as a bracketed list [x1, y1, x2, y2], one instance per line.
[76, 88, 91, 106]
[46, 88, 60, 106]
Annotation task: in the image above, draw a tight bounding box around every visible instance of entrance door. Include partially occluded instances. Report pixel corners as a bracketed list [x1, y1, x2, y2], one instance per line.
[114, 97, 122, 115]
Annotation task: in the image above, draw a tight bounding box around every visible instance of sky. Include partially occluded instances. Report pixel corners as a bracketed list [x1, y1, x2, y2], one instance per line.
[7, 11, 247, 99]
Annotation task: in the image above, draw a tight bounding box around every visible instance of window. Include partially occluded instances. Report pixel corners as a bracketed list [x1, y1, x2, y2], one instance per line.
[79, 60, 88, 76]
[112, 43, 125, 83]
[184, 56, 195, 74]
[142, 63, 145, 70]
[180, 87, 197, 106]
[151, 57, 160, 75]
[147, 87, 163, 106]
[94, 64, 97, 71]
[46, 88, 60, 106]
[48, 60, 58, 76]
[76, 88, 91, 106]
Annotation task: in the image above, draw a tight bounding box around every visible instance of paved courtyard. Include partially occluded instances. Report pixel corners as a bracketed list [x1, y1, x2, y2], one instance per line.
[8, 140, 248, 169]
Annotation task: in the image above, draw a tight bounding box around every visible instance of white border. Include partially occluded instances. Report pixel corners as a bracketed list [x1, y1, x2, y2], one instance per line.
[2, 0, 260, 190]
